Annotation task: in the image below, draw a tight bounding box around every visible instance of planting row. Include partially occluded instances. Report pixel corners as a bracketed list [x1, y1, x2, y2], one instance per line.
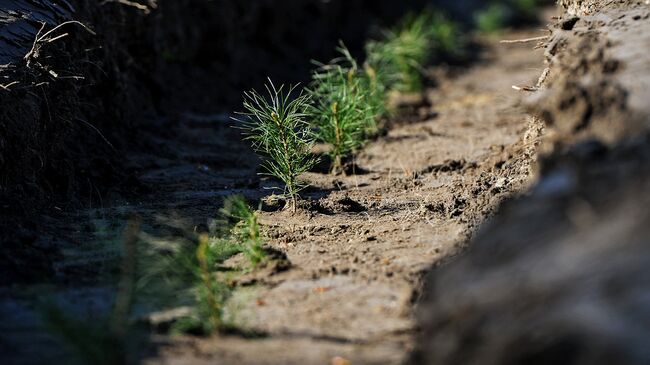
[237, 10, 463, 212]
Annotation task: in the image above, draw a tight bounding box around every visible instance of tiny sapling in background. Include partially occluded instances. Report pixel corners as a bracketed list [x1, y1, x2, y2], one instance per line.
[308, 45, 375, 174]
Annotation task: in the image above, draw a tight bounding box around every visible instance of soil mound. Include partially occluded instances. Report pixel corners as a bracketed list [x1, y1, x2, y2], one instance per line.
[413, 1, 650, 363]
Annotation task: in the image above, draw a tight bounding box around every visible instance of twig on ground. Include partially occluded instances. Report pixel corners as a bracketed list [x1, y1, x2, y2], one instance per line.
[101, 0, 157, 14]
[512, 66, 551, 92]
[24, 21, 96, 69]
[37, 21, 96, 43]
[512, 85, 539, 92]
[500, 35, 549, 44]
[24, 22, 47, 64]
[535, 67, 551, 88]
[45, 33, 69, 44]
[73, 118, 117, 152]
[0, 81, 19, 90]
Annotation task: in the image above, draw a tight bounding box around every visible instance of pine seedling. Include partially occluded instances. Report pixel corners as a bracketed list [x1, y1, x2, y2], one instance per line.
[474, 0, 539, 34]
[237, 79, 317, 212]
[309, 46, 377, 174]
[309, 67, 369, 173]
[365, 13, 433, 93]
[194, 234, 226, 334]
[475, 3, 510, 34]
[135, 219, 237, 335]
[361, 62, 389, 126]
[512, 0, 539, 18]
[163, 234, 232, 336]
[135, 229, 238, 311]
[331, 43, 387, 127]
[220, 195, 266, 267]
[425, 11, 464, 60]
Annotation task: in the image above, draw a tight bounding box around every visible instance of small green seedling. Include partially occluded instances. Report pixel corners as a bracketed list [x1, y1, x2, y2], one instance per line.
[157, 233, 232, 336]
[333, 44, 387, 126]
[194, 233, 227, 334]
[366, 13, 433, 93]
[425, 11, 464, 59]
[220, 195, 266, 267]
[309, 46, 376, 174]
[135, 196, 269, 336]
[474, 0, 539, 34]
[237, 79, 318, 212]
[172, 195, 269, 334]
[134, 218, 237, 335]
[475, 3, 510, 34]
[141, 232, 232, 336]
[366, 10, 463, 93]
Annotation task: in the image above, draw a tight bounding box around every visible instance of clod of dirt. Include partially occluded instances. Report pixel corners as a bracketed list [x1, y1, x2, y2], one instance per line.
[261, 195, 287, 212]
[420, 159, 473, 175]
[336, 196, 367, 213]
[224, 248, 292, 286]
[560, 16, 581, 30]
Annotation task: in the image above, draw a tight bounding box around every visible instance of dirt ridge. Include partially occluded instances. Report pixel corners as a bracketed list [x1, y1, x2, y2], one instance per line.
[413, 1, 650, 364]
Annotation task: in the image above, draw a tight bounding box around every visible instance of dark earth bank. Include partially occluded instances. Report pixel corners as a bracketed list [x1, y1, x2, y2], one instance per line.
[413, 1, 650, 364]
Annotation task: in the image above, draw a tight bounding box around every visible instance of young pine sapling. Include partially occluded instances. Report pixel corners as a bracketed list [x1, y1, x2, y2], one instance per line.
[365, 12, 433, 93]
[237, 80, 318, 212]
[333, 44, 388, 129]
[220, 195, 266, 267]
[309, 46, 377, 174]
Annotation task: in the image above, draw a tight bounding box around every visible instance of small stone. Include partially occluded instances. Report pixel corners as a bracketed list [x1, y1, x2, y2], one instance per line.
[331, 356, 351, 365]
